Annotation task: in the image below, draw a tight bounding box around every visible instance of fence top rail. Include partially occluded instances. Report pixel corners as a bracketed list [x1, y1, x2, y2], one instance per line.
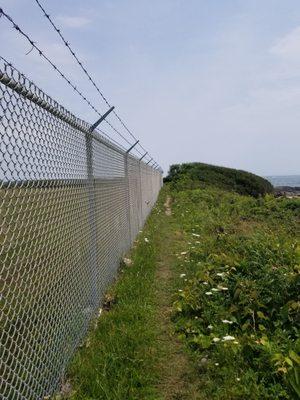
[0, 56, 160, 169]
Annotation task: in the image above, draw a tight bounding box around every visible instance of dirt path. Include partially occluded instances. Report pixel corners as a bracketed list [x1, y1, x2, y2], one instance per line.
[164, 196, 172, 216]
[154, 196, 199, 399]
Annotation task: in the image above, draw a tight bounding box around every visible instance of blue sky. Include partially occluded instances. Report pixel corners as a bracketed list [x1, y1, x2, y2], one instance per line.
[1, 0, 300, 175]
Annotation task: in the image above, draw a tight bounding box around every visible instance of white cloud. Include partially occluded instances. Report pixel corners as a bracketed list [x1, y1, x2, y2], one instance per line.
[270, 26, 300, 60]
[56, 15, 91, 29]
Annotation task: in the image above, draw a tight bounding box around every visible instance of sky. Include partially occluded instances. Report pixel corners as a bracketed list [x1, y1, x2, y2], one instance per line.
[1, 0, 300, 176]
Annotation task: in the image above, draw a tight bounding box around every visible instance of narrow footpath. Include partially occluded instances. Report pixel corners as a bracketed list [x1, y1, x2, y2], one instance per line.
[153, 195, 199, 399]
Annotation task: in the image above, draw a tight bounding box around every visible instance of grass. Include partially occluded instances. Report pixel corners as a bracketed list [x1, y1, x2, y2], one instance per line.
[66, 199, 163, 400]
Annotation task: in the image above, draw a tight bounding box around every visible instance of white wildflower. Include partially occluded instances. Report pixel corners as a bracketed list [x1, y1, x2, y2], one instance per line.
[192, 233, 200, 237]
[215, 362, 219, 366]
[144, 237, 149, 243]
[222, 319, 233, 324]
[213, 337, 220, 342]
[233, 341, 239, 344]
[236, 377, 240, 381]
[203, 281, 208, 285]
[181, 251, 188, 255]
[178, 289, 183, 292]
[216, 272, 225, 278]
[205, 291, 213, 296]
[180, 273, 186, 278]
[222, 335, 235, 341]
[211, 288, 219, 292]
[217, 285, 228, 291]
[208, 325, 213, 330]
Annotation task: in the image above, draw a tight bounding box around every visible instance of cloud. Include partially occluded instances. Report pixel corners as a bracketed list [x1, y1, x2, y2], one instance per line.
[56, 15, 91, 29]
[270, 26, 300, 60]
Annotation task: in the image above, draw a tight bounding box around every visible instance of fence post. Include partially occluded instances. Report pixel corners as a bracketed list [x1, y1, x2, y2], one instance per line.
[138, 161, 143, 228]
[138, 153, 147, 227]
[124, 141, 139, 246]
[85, 131, 98, 311]
[124, 153, 132, 248]
[85, 106, 115, 310]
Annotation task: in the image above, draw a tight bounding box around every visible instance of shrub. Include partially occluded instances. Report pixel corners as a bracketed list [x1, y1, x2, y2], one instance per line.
[164, 162, 274, 197]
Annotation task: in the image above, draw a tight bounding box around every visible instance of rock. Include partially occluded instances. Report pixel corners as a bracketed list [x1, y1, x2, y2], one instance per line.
[274, 186, 300, 198]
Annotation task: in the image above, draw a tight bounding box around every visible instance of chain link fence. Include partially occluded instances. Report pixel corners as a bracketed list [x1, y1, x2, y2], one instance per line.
[0, 58, 163, 400]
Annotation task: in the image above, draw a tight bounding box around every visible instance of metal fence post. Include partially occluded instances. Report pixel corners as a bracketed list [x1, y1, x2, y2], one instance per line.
[124, 153, 132, 247]
[85, 132, 98, 310]
[138, 161, 143, 228]
[86, 106, 115, 310]
[124, 141, 139, 246]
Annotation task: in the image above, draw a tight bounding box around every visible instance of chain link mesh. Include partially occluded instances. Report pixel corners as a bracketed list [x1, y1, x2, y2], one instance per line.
[0, 58, 162, 400]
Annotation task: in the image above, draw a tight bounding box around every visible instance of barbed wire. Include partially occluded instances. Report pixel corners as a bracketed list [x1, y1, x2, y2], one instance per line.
[32, 0, 155, 162]
[0, 6, 154, 161]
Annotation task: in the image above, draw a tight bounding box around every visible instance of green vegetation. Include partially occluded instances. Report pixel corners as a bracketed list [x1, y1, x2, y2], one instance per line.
[164, 162, 274, 197]
[169, 165, 300, 399]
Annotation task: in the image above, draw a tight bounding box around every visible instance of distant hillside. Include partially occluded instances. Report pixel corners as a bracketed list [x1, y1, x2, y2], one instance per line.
[164, 162, 274, 197]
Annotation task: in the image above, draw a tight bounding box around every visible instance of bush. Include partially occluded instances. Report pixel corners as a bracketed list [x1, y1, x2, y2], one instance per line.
[164, 163, 274, 197]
